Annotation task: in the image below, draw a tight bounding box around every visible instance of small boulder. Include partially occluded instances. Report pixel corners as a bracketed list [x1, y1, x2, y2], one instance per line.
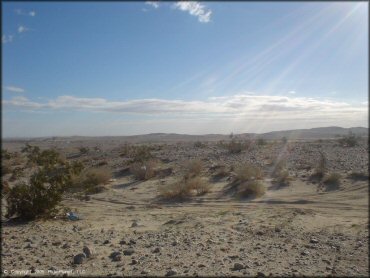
[73, 253, 86, 264]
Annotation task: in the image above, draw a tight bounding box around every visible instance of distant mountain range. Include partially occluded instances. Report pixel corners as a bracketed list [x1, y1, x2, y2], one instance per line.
[3, 126, 368, 143]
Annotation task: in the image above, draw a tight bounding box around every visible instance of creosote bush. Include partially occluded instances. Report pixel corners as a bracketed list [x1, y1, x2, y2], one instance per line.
[6, 146, 84, 220]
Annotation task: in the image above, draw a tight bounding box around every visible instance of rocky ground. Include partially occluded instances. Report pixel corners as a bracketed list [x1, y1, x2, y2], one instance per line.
[1, 138, 369, 277]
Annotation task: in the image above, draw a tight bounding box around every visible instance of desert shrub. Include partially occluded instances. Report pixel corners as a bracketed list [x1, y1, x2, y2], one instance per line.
[120, 143, 131, 157]
[184, 159, 203, 178]
[323, 172, 341, 190]
[185, 177, 210, 196]
[9, 167, 24, 181]
[213, 164, 228, 178]
[79, 147, 90, 155]
[271, 158, 287, 177]
[235, 163, 263, 182]
[96, 160, 108, 167]
[82, 167, 111, 186]
[312, 151, 327, 179]
[71, 167, 111, 194]
[226, 140, 245, 154]
[338, 132, 359, 147]
[130, 145, 153, 163]
[2, 160, 12, 176]
[2, 149, 12, 160]
[130, 160, 156, 180]
[2, 181, 10, 196]
[274, 170, 291, 186]
[238, 181, 266, 198]
[257, 138, 266, 146]
[348, 171, 368, 181]
[281, 137, 288, 144]
[158, 177, 210, 201]
[194, 141, 206, 148]
[6, 148, 84, 220]
[158, 182, 190, 201]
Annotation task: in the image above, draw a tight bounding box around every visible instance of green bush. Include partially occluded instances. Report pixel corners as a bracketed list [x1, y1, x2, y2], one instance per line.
[6, 147, 83, 220]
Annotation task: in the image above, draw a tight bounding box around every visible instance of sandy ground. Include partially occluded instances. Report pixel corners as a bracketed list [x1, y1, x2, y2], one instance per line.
[1, 139, 368, 277]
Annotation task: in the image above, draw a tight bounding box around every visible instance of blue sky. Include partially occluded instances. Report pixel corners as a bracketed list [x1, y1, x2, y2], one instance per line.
[2, 1, 368, 137]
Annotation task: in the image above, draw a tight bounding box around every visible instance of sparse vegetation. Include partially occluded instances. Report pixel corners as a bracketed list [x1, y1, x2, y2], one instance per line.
[71, 167, 111, 194]
[194, 141, 206, 148]
[226, 139, 245, 154]
[338, 132, 359, 147]
[238, 180, 266, 198]
[257, 138, 266, 146]
[2, 160, 12, 176]
[312, 151, 327, 179]
[274, 169, 291, 186]
[130, 145, 153, 163]
[323, 172, 341, 190]
[234, 163, 263, 182]
[79, 147, 90, 155]
[213, 164, 228, 179]
[130, 160, 157, 180]
[158, 177, 210, 201]
[184, 159, 203, 178]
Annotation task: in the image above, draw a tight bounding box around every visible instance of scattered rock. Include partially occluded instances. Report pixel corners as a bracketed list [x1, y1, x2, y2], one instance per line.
[83, 245, 95, 258]
[152, 247, 161, 253]
[301, 250, 310, 256]
[232, 263, 244, 271]
[166, 269, 178, 276]
[123, 249, 135, 256]
[310, 238, 319, 244]
[109, 252, 122, 262]
[62, 243, 70, 249]
[73, 253, 86, 264]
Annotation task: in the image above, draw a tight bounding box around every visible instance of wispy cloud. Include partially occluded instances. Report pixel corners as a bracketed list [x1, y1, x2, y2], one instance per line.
[2, 35, 14, 44]
[18, 25, 30, 33]
[4, 86, 25, 93]
[145, 1, 160, 9]
[3, 94, 366, 125]
[15, 9, 36, 17]
[173, 1, 212, 23]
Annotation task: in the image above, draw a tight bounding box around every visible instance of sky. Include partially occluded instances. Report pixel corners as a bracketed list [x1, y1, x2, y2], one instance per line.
[2, 1, 368, 137]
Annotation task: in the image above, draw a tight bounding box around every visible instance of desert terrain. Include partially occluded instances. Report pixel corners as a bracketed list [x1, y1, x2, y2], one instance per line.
[1, 128, 368, 277]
